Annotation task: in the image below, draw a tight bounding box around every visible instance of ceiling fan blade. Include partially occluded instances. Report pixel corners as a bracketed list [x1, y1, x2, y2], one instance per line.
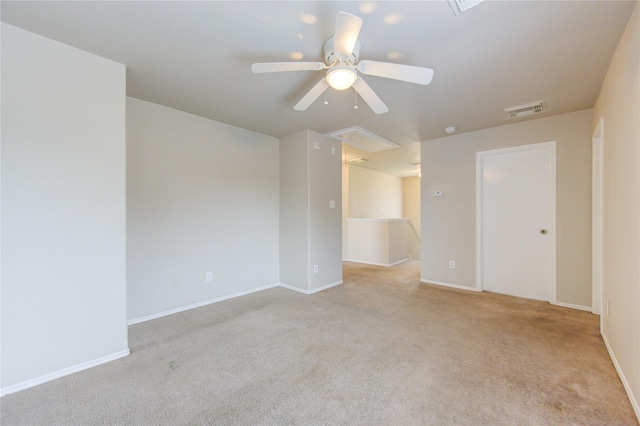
[353, 77, 389, 114]
[294, 78, 330, 111]
[252, 62, 325, 73]
[334, 12, 363, 58]
[357, 60, 434, 85]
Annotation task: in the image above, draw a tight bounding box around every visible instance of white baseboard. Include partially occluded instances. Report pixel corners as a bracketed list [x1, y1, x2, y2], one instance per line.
[278, 282, 309, 294]
[601, 328, 640, 421]
[129, 279, 345, 325]
[308, 280, 343, 294]
[343, 258, 409, 267]
[279, 280, 343, 295]
[553, 301, 593, 312]
[0, 349, 130, 397]
[128, 282, 280, 325]
[420, 283, 595, 313]
[420, 279, 482, 292]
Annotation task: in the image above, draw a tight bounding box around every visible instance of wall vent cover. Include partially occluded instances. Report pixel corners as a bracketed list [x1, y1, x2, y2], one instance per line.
[505, 101, 545, 118]
[326, 126, 399, 152]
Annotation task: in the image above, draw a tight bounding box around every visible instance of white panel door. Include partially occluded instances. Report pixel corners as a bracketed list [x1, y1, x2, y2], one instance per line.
[477, 143, 555, 301]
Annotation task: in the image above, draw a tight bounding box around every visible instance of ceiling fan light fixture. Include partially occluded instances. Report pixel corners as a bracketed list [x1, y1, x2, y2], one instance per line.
[326, 66, 357, 90]
[252, 12, 433, 113]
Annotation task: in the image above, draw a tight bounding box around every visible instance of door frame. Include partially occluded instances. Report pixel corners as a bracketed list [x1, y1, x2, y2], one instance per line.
[475, 141, 557, 303]
[592, 118, 604, 316]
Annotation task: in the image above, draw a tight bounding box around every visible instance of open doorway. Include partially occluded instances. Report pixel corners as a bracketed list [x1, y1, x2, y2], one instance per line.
[341, 142, 421, 267]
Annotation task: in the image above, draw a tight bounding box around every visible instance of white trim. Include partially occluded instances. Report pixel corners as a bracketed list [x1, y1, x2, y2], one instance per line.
[420, 279, 482, 292]
[476, 141, 557, 301]
[346, 218, 410, 223]
[128, 278, 344, 326]
[0, 349, 130, 397]
[308, 280, 343, 294]
[601, 329, 640, 421]
[128, 283, 280, 325]
[475, 152, 484, 292]
[592, 118, 604, 315]
[279, 282, 310, 294]
[343, 258, 409, 267]
[548, 143, 557, 304]
[406, 218, 421, 239]
[475, 153, 483, 291]
[307, 135, 311, 292]
[279, 280, 343, 295]
[553, 301, 593, 312]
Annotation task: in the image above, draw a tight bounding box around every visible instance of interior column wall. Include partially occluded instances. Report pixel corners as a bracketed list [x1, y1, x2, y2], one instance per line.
[342, 148, 350, 259]
[279, 132, 310, 291]
[308, 132, 342, 291]
[280, 131, 342, 293]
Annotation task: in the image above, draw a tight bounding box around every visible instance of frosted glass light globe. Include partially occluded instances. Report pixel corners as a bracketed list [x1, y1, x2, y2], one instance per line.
[326, 66, 357, 90]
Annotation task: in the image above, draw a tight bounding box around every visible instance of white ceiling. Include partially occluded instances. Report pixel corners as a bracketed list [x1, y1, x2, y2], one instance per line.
[2, 1, 635, 176]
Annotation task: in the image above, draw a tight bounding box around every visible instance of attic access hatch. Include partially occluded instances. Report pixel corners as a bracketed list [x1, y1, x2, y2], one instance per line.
[448, 0, 486, 15]
[326, 126, 399, 152]
[505, 101, 545, 118]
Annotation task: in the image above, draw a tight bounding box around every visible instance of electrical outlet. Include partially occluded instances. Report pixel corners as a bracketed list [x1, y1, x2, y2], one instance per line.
[313, 265, 319, 273]
[449, 260, 456, 269]
[206, 272, 213, 282]
[170, 277, 179, 288]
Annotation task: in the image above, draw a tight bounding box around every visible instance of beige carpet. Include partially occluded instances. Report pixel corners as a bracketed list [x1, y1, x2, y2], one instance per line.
[1, 261, 637, 425]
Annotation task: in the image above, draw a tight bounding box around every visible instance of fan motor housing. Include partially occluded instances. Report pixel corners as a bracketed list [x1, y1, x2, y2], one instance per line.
[323, 37, 361, 65]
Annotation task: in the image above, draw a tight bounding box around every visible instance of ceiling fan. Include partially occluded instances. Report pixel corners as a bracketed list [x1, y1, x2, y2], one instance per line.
[251, 12, 434, 114]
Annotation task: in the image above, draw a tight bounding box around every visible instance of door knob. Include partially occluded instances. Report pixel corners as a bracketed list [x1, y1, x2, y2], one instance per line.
[540, 229, 548, 235]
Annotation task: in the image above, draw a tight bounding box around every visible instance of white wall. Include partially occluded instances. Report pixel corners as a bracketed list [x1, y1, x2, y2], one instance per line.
[421, 109, 593, 308]
[279, 132, 310, 291]
[1, 24, 128, 393]
[402, 176, 421, 234]
[342, 156, 350, 261]
[348, 166, 402, 218]
[126, 97, 280, 322]
[308, 132, 343, 291]
[346, 219, 410, 266]
[280, 131, 342, 293]
[593, 2, 640, 418]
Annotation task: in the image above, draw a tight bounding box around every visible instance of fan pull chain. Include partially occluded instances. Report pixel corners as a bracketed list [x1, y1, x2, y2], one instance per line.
[324, 90, 329, 105]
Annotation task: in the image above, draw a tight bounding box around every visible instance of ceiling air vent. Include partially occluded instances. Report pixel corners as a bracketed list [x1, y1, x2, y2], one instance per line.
[505, 101, 545, 118]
